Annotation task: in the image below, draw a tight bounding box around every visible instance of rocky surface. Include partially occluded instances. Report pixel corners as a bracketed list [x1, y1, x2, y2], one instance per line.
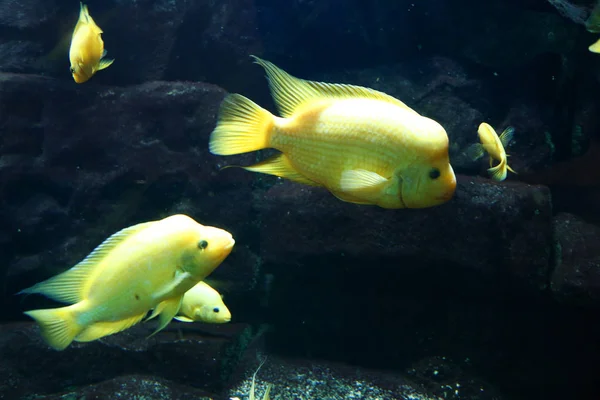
[0, 0, 263, 91]
[253, 175, 554, 289]
[552, 213, 600, 305]
[0, 321, 251, 398]
[0, 321, 498, 400]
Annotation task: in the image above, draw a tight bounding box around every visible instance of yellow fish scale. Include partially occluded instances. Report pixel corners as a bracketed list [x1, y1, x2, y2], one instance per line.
[79, 229, 197, 323]
[272, 98, 434, 188]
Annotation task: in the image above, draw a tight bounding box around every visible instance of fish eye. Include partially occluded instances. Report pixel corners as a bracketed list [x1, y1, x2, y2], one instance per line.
[429, 168, 441, 180]
[213, 307, 220, 313]
[198, 240, 208, 249]
[69, 67, 75, 74]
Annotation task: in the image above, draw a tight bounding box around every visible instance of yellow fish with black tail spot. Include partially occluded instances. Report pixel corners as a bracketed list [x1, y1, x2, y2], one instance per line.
[69, 2, 114, 83]
[172, 281, 231, 323]
[19, 214, 234, 351]
[467, 122, 516, 181]
[209, 56, 456, 209]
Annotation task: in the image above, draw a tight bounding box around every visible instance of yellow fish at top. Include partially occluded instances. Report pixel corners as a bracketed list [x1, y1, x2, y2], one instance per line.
[468, 122, 516, 182]
[69, 2, 114, 83]
[209, 56, 456, 209]
[19, 214, 235, 351]
[174, 281, 232, 323]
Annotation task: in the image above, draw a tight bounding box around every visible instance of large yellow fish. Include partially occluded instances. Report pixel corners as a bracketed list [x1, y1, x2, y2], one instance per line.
[174, 281, 231, 323]
[209, 56, 456, 209]
[19, 214, 235, 351]
[467, 122, 516, 181]
[69, 2, 114, 83]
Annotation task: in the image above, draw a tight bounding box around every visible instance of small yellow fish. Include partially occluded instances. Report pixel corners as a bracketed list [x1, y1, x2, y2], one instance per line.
[209, 56, 456, 209]
[19, 214, 234, 351]
[589, 38, 600, 53]
[174, 281, 231, 323]
[69, 2, 114, 83]
[468, 122, 516, 181]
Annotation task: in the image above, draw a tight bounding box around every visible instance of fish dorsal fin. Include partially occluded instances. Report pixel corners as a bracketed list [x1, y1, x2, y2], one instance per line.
[18, 221, 152, 304]
[251, 55, 418, 118]
[78, 2, 91, 24]
[498, 126, 515, 148]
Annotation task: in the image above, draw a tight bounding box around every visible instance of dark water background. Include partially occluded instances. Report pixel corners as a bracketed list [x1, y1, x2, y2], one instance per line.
[1, 0, 600, 399]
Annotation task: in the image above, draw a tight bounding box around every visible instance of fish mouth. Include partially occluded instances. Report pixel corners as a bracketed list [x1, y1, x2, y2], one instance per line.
[435, 191, 454, 202]
[224, 238, 235, 250]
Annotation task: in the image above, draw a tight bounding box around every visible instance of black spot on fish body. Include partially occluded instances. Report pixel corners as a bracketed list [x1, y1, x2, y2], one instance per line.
[134, 294, 140, 300]
[429, 168, 440, 180]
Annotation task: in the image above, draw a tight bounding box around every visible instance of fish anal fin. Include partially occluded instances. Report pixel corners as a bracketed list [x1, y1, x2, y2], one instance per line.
[98, 57, 114, 71]
[75, 312, 146, 342]
[250, 55, 418, 118]
[499, 126, 515, 147]
[148, 296, 184, 337]
[243, 153, 321, 186]
[339, 169, 388, 196]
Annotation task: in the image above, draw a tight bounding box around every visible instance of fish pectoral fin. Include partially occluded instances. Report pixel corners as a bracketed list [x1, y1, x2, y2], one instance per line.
[250, 55, 418, 118]
[243, 153, 321, 186]
[464, 143, 484, 161]
[18, 221, 153, 304]
[174, 315, 194, 323]
[98, 57, 114, 71]
[499, 126, 515, 147]
[148, 296, 184, 337]
[339, 169, 388, 195]
[74, 312, 146, 342]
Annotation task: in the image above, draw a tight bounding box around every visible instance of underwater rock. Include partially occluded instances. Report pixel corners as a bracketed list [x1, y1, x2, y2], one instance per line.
[0, 322, 247, 398]
[0, 73, 255, 319]
[254, 174, 553, 288]
[551, 213, 600, 305]
[32, 375, 214, 400]
[0, 0, 263, 89]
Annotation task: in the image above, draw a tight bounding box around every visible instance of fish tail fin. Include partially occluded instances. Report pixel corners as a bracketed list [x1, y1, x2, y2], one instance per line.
[24, 306, 83, 351]
[488, 159, 507, 181]
[209, 94, 274, 156]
